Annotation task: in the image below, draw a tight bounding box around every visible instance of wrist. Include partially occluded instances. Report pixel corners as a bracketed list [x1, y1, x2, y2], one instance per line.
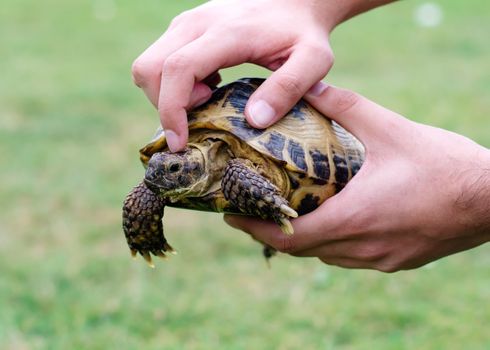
[457, 147, 490, 241]
[316, 0, 398, 30]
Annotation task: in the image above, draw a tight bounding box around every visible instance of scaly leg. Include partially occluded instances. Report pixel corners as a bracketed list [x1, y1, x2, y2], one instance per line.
[122, 181, 175, 267]
[221, 159, 298, 235]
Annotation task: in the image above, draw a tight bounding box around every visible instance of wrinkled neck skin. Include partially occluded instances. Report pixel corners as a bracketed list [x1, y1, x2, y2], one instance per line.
[187, 140, 231, 198]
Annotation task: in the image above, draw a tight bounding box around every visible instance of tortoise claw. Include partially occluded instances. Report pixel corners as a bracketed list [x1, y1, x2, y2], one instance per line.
[154, 250, 168, 259]
[280, 204, 298, 218]
[132, 245, 177, 267]
[278, 217, 294, 235]
[164, 242, 177, 255]
[128, 242, 178, 267]
[141, 251, 155, 268]
[130, 248, 138, 258]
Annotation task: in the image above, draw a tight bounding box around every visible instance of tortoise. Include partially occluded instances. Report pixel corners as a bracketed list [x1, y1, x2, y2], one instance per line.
[122, 78, 364, 267]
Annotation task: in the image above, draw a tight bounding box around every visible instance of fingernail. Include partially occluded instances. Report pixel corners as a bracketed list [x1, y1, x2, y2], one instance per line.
[248, 100, 276, 128]
[306, 81, 329, 97]
[164, 129, 180, 152]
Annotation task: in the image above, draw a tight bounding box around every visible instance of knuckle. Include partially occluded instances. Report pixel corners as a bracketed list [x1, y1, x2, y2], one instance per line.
[376, 261, 401, 273]
[131, 57, 159, 88]
[354, 245, 386, 262]
[169, 10, 192, 28]
[324, 51, 335, 70]
[332, 89, 361, 116]
[325, 47, 335, 63]
[158, 102, 177, 121]
[163, 53, 192, 75]
[308, 44, 334, 66]
[275, 74, 303, 98]
[273, 235, 297, 254]
[219, 20, 245, 36]
[319, 54, 334, 73]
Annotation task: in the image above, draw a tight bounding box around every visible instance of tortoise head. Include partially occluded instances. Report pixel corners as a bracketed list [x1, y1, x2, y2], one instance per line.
[144, 147, 206, 201]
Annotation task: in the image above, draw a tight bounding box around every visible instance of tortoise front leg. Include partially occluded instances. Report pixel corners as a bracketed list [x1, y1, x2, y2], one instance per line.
[122, 181, 175, 267]
[221, 158, 298, 235]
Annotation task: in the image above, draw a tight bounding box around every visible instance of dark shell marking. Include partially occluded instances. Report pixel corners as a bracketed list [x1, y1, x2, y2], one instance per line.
[297, 193, 320, 215]
[287, 140, 307, 172]
[351, 160, 362, 176]
[310, 149, 330, 180]
[223, 82, 256, 114]
[227, 116, 265, 139]
[290, 99, 308, 120]
[333, 154, 349, 187]
[289, 175, 300, 190]
[259, 132, 286, 159]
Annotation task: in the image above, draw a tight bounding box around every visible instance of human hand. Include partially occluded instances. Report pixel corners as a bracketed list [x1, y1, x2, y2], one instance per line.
[132, 0, 392, 152]
[225, 83, 490, 272]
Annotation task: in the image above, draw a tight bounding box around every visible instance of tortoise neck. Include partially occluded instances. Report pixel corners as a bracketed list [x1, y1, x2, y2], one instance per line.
[192, 140, 232, 198]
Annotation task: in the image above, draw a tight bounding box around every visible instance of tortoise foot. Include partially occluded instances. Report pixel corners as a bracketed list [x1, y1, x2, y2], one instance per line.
[222, 158, 298, 235]
[263, 244, 277, 268]
[123, 181, 175, 268]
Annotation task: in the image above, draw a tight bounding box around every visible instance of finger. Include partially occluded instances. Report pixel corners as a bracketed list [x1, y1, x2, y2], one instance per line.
[223, 206, 349, 254]
[184, 71, 223, 111]
[318, 257, 375, 270]
[188, 82, 213, 109]
[293, 240, 388, 264]
[185, 71, 222, 109]
[304, 83, 409, 147]
[224, 215, 303, 254]
[158, 33, 246, 152]
[131, 26, 203, 107]
[225, 212, 379, 269]
[245, 44, 333, 128]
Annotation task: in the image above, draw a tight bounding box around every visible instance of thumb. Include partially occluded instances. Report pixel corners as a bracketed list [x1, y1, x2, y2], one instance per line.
[304, 82, 408, 147]
[244, 45, 333, 128]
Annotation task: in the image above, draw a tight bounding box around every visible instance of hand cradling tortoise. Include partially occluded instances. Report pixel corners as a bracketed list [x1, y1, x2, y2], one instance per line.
[122, 78, 364, 267]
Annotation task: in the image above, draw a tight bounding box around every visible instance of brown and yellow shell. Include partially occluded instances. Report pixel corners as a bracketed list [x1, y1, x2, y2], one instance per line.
[140, 78, 364, 215]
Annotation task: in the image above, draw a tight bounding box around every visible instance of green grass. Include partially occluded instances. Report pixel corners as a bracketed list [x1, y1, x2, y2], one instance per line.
[1, 0, 489, 349]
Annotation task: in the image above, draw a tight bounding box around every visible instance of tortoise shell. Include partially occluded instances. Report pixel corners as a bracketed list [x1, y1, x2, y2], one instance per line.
[139, 78, 364, 215]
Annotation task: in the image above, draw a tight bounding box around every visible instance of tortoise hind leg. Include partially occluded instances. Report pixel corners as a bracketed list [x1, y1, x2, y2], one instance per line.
[221, 158, 298, 235]
[122, 181, 176, 267]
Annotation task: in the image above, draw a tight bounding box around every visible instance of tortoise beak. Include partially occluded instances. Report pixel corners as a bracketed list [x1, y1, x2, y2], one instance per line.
[143, 178, 160, 194]
[144, 171, 174, 193]
[144, 156, 173, 193]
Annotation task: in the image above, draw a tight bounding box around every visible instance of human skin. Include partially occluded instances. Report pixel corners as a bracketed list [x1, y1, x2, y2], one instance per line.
[131, 0, 395, 152]
[224, 83, 490, 272]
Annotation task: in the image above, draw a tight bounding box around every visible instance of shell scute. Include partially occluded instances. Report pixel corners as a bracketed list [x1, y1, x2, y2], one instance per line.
[258, 131, 286, 159]
[286, 139, 307, 172]
[309, 150, 330, 180]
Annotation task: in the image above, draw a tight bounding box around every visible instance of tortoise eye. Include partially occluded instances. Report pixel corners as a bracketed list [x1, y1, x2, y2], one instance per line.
[169, 163, 181, 173]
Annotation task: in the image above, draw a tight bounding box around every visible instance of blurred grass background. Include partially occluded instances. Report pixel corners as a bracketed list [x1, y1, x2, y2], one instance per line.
[1, 0, 489, 349]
